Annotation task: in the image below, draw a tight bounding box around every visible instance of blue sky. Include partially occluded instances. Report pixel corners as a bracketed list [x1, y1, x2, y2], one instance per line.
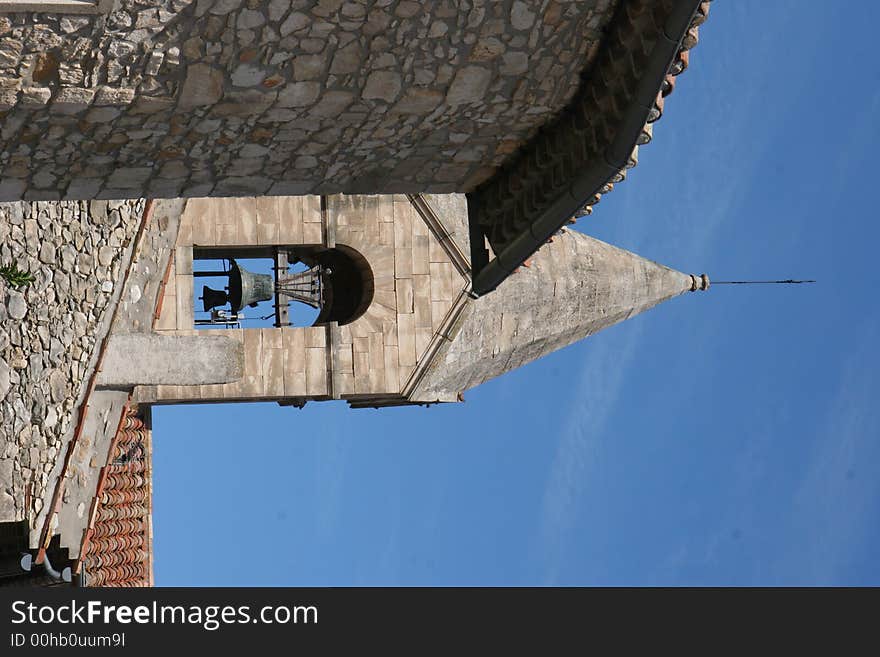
[152, 1, 880, 586]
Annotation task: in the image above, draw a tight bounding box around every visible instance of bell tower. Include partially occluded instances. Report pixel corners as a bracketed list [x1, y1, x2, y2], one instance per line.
[127, 193, 710, 409]
[136, 193, 470, 408]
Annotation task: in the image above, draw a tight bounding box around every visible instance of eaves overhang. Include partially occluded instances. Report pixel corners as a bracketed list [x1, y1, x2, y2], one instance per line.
[467, 0, 711, 297]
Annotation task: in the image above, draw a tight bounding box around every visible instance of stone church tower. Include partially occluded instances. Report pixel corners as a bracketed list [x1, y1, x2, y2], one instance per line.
[0, 0, 714, 585]
[0, 190, 711, 586]
[89, 192, 708, 409]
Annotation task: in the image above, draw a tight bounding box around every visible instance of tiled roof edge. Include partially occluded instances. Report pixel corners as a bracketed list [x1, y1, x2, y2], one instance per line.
[78, 406, 152, 587]
[573, 1, 711, 219]
[468, 0, 712, 296]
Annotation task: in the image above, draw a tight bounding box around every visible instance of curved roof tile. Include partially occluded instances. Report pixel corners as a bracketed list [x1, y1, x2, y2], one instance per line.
[80, 407, 152, 588]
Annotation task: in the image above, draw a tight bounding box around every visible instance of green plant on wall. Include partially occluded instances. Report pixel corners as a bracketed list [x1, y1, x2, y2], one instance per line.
[0, 264, 36, 289]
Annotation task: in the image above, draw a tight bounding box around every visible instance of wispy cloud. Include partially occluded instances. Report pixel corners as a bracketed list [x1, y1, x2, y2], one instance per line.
[536, 324, 643, 584]
[534, 1, 788, 583]
[654, 317, 880, 586]
[312, 406, 350, 540]
[778, 319, 880, 583]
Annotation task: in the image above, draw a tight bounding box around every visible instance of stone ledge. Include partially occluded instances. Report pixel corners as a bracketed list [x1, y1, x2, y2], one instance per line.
[96, 334, 244, 388]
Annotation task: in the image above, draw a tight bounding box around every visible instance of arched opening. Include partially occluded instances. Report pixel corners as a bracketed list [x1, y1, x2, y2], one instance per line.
[295, 244, 374, 326]
[192, 257, 321, 329]
[191, 244, 373, 329]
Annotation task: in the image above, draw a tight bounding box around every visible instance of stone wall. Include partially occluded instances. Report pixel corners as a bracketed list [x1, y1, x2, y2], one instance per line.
[329, 193, 468, 398]
[0, 0, 616, 201]
[0, 199, 144, 526]
[141, 192, 470, 405]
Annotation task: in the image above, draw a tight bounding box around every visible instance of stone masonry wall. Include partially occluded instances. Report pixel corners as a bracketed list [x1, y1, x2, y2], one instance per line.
[141, 193, 468, 405]
[0, 0, 615, 201]
[0, 199, 144, 527]
[329, 193, 468, 398]
[413, 227, 697, 399]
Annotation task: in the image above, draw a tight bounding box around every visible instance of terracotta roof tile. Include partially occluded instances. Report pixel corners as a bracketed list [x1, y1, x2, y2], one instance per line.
[572, 1, 711, 219]
[80, 407, 152, 588]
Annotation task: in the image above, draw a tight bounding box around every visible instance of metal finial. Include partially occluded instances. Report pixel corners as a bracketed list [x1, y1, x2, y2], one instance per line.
[712, 279, 816, 285]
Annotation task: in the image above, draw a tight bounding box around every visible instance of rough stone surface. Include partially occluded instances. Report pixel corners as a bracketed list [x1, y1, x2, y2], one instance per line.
[97, 334, 243, 387]
[0, 199, 143, 524]
[30, 198, 184, 552]
[5, 290, 27, 320]
[424, 192, 471, 255]
[412, 228, 701, 400]
[0, 1, 617, 200]
[0, 358, 10, 402]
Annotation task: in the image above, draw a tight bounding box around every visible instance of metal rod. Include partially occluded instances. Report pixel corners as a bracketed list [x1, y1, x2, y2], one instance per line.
[712, 279, 816, 285]
[193, 271, 229, 278]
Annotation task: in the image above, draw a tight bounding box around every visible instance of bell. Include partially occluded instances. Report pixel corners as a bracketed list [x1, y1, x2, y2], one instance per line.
[227, 260, 274, 312]
[200, 285, 229, 312]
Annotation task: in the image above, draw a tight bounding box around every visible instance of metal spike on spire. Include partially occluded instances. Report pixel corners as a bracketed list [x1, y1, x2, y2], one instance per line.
[711, 279, 816, 285]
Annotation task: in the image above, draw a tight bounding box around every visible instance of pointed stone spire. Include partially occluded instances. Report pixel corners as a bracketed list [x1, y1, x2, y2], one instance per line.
[411, 229, 708, 401]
